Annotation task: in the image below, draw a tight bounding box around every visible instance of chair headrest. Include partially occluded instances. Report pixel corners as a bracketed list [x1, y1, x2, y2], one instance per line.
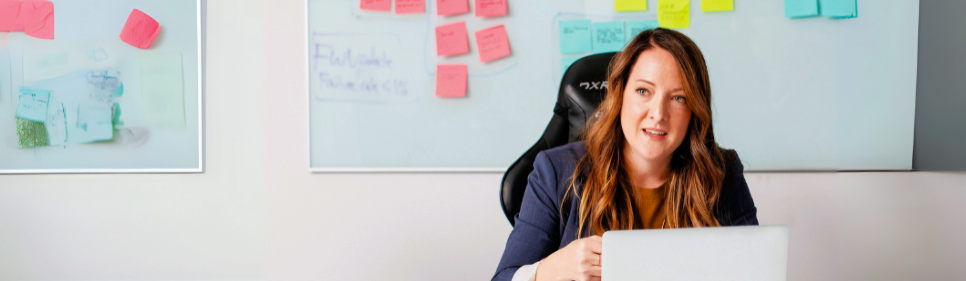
[557, 52, 618, 142]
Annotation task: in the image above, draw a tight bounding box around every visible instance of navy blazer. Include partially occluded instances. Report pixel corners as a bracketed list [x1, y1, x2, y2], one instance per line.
[492, 142, 759, 280]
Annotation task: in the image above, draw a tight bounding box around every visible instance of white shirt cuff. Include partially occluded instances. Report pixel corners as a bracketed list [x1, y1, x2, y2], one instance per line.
[512, 261, 540, 281]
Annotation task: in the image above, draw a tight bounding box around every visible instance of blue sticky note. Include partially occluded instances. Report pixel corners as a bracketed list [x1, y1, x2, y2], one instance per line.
[562, 57, 581, 76]
[593, 21, 625, 53]
[559, 20, 593, 54]
[626, 20, 659, 43]
[67, 105, 114, 144]
[784, 0, 818, 18]
[16, 87, 51, 122]
[820, 0, 857, 19]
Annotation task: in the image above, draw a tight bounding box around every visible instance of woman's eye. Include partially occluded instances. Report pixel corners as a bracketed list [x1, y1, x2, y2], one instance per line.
[674, 96, 687, 102]
[636, 89, 648, 96]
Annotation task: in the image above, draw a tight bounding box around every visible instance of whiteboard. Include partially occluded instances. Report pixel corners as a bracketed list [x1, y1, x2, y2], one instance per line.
[0, 0, 203, 173]
[307, 0, 918, 171]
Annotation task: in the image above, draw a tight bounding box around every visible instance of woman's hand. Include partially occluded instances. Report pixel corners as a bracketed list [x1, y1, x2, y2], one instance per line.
[535, 235, 602, 281]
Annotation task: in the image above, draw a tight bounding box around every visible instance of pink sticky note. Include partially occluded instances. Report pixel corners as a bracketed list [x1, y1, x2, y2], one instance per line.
[119, 9, 160, 49]
[360, 0, 391, 12]
[435, 21, 469, 56]
[475, 0, 507, 17]
[437, 0, 468, 16]
[395, 0, 425, 14]
[0, 0, 25, 32]
[19, 0, 53, 40]
[436, 64, 467, 98]
[475, 25, 511, 63]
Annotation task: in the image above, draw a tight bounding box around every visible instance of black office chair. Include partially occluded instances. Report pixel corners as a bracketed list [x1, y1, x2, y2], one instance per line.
[500, 52, 617, 226]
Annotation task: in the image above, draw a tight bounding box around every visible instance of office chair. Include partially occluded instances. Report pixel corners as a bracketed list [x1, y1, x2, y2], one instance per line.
[500, 52, 617, 226]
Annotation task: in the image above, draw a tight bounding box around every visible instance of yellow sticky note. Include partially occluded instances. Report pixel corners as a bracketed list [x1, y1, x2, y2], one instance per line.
[701, 0, 733, 12]
[615, 0, 647, 11]
[658, 0, 689, 28]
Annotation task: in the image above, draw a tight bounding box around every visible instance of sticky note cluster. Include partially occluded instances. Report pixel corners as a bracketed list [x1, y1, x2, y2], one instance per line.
[0, 0, 55, 40]
[658, 0, 689, 28]
[436, 64, 467, 98]
[120, 9, 161, 49]
[360, 0, 391, 11]
[559, 19, 660, 55]
[785, 0, 856, 19]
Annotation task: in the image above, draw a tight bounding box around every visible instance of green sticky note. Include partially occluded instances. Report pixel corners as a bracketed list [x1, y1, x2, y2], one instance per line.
[141, 52, 185, 129]
[626, 20, 658, 43]
[615, 0, 646, 11]
[559, 20, 593, 54]
[784, 0, 818, 18]
[16, 87, 51, 122]
[658, 0, 690, 28]
[701, 0, 733, 12]
[593, 21, 625, 53]
[16, 118, 49, 148]
[562, 57, 581, 76]
[820, 0, 857, 19]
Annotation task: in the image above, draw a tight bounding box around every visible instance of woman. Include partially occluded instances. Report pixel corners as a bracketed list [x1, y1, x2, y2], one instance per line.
[492, 28, 758, 281]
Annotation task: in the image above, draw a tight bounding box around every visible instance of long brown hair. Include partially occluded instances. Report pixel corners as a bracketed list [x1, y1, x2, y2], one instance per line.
[567, 28, 730, 237]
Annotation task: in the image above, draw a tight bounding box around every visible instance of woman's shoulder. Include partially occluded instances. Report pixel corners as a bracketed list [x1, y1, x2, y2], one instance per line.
[537, 141, 587, 167]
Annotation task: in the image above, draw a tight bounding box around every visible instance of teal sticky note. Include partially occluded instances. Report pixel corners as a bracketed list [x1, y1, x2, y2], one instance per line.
[820, 0, 857, 19]
[559, 20, 592, 54]
[592, 21, 625, 53]
[67, 104, 114, 144]
[16, 87, 51, 122]
[626, 20, 659, 43]
[562, 57, 581, 76]
[784, 0, 818, 18]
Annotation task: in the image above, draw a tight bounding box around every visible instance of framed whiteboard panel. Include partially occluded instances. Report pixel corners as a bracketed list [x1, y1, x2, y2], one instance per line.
[0, 0, 204, 173]
[306, 0, 918, 172]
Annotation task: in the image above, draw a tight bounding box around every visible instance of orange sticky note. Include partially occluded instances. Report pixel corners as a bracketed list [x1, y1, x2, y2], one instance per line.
[0, 0, 25, 32]
[435, 21, 469, 56]
[19, 0, 53, 40]
[360, 0, 391, 12]
[475, 0, 507, 17]
[119, 9, 160, 49]
[396, 0, 425, 14]
[475, 25, 510, 63]
[437, 0, 468, 16]
[436, 64, 467, 98]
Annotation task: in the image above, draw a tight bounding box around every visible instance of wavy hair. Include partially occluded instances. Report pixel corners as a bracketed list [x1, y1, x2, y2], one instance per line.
[566, 28, 730, 237]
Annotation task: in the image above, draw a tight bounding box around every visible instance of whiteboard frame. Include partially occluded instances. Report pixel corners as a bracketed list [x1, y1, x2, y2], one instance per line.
[0, 0, 206, 174]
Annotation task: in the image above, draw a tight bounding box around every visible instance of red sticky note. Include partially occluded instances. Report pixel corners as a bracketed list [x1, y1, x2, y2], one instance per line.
[119, 9, 160, 49]
[0, 0, 24, 32]
[360, 0, 391, 12]
[475, 0, 507, 17]
[435, 21, 469, 56]
[475, 25, 510, 63]
[436, 64, 467, 98]
[436, 0, 468, 16]
[19, 0, 53, 40]
[396, 0, 425, 14]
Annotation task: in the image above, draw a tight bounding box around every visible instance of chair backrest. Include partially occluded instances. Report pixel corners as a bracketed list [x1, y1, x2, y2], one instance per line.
[500, 52, 617, 226]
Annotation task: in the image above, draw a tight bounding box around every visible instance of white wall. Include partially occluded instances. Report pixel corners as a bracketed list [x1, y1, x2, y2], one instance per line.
[3, 1, 966, 281]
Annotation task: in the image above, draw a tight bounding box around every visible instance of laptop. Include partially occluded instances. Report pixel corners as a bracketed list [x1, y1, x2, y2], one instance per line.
[602, 226, 788, 281]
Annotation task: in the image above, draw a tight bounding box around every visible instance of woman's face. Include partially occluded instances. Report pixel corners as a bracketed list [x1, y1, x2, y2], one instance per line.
[620, 47, 692, 165]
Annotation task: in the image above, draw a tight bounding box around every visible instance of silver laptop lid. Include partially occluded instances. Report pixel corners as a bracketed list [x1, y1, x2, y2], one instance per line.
[602, 225, 788, 281]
